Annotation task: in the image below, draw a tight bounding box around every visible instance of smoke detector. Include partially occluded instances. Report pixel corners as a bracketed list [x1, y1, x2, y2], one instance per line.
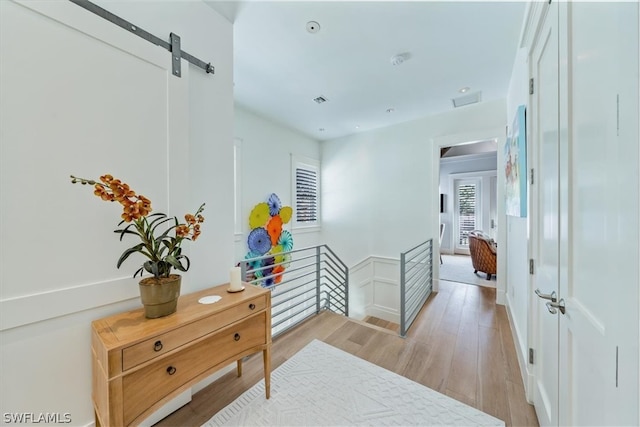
[306, 21, 320, 33]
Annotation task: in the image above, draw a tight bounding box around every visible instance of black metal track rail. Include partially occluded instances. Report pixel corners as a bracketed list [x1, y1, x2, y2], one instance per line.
[69, 0, 214, 77]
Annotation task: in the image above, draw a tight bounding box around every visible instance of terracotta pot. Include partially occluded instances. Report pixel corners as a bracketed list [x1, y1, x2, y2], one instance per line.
[138, 274, 181, 319]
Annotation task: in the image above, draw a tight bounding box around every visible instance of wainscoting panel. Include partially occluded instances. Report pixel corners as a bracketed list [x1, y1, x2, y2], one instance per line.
[348, 256, 400, 324]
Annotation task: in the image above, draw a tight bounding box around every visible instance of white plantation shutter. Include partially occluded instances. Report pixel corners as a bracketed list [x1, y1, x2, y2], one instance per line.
[457, 183, 477, 246]
[296, 168, 317, 222]
[292, 156, 320, 227]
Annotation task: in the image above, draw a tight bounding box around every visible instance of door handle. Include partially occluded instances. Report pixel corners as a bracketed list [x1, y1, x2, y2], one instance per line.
[546, 299, 566, 315]
[535, 289, 557, 302]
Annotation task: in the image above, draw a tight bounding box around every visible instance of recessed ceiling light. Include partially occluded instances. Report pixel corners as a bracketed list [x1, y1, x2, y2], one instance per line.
[459, 86, 470, 93]
[386, 108, 395, 113]
[355, 125, 360, 129]
[390, 52, 412, 66]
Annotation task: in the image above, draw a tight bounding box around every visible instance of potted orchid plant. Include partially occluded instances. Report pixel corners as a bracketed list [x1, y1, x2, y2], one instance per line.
[71, 174, 204, 318]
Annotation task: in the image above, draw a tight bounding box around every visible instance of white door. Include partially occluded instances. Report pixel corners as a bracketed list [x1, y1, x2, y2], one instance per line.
[558, 2, 639, 425]
[454, 178, 481, 254]
[530, 3, 560, 425]
[531, 2, 640, 426]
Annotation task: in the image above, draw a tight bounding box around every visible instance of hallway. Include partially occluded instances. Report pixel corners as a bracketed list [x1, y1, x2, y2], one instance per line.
[157, 280, 538, 427]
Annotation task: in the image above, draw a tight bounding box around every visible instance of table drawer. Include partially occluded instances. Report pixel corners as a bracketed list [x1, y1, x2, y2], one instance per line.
[122, 295, 266, 371]
[122, 312, 267, 425]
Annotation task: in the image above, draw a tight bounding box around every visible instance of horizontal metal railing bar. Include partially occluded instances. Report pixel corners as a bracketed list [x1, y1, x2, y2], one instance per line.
[322, 285, 346, 303]
[403, 243, 431, 261]
[243, 245, 323, 263]
[404, 256, 431, 284]
[323, 296, 346, 313]
[404, 258, 430, 276]
[272, 293, 317, 319]
[271, 276, 317, 295]
[321, 277, 345, 294]
[404, 247, 431, 267]
[406, 281, 430, 313]
[273, 301, 316, 324]
[241, 244, 349, 337]
[272, 285, 317, 310]
[399, 238, 433, 337]
[405, 264, 432, 288]
[401, 240, 432, 258]
[404, 250, 431, 271]
[405, 280, 425, 306]
[249, 257, 316, 278]
[320, 259, 346, 279]
[405, 285, 431, 326]
[321, 277, 344, 292]
[272, 297, 319, 328]
[405, 244, 431, 261]
[321, 267, 346, 288]
[323, 244, 349, 271]
[406, 269, 431, 296]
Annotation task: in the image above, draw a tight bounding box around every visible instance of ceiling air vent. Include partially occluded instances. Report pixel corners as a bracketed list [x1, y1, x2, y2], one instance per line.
[313, 96, 328, 104]
[452, 91, 482, 108]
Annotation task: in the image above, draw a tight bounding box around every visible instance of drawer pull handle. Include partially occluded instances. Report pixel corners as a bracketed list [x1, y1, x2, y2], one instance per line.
[154, 341, 163, 352]
[234, 333, 241, 341]
[166, 366, 177, 375]
[249, 303, 256, 310]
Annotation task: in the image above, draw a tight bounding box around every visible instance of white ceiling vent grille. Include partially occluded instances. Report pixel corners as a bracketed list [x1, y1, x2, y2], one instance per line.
[313, 96, 328, 104]
[452, 91, 482, 108]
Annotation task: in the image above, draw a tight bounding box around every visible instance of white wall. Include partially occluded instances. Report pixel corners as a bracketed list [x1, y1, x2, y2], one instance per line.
[439, 152, 498, 253]
[322, 99, 507, 317]
[233, 107, 322, 261]
[322, 99, 506, 265]
[0, 1, 233, 425]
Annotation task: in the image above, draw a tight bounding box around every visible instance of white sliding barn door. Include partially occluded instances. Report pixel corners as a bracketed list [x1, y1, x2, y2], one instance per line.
[1, 0, 189, 306]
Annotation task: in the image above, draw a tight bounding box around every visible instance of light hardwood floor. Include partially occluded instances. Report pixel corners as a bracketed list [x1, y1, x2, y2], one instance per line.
[156, 281, 539, 427]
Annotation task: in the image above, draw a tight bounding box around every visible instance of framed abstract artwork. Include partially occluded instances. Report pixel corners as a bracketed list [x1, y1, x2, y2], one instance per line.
[505, 105, 527, 217]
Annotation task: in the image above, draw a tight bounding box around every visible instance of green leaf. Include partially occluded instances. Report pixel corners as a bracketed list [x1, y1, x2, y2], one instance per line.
[165, 255, 190, 272]
[115, 225, 139, 241]
[116, 243, 145, 268]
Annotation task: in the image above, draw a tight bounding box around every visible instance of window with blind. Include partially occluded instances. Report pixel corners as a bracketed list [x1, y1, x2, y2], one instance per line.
[456, 182, 477, 246]
[292, 156, 320, 228]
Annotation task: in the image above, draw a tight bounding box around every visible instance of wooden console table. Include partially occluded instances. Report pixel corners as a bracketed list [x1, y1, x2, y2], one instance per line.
[91, 283, 271, 426]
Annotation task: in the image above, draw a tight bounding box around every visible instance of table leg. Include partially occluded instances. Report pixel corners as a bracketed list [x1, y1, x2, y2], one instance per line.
[236, 359, 242, 377]
[263, 346, 271, 399]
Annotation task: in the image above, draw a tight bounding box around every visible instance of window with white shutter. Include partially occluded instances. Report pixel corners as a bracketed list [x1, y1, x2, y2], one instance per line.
[292, 156, 320, 228]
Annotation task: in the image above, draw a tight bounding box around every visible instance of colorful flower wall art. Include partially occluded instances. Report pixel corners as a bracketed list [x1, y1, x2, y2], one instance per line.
[245, 193, 293, 288]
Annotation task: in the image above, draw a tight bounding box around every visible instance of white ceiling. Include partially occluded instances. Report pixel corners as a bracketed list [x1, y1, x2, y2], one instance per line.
[205, 1, 527, 141]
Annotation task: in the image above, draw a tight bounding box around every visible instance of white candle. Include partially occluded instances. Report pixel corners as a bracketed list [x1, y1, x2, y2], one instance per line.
[230, 266, 242, 291]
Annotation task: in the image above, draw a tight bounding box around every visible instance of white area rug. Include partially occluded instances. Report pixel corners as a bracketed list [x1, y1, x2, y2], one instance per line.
[203, 340, 504, 427]
[439, 255, 496, 287]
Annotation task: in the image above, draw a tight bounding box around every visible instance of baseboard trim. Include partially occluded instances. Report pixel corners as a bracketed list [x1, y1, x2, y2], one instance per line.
[505, 294, 534, 403]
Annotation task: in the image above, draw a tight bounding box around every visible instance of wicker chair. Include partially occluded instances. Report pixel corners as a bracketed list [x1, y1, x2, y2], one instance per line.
[468, 230, 497, 280]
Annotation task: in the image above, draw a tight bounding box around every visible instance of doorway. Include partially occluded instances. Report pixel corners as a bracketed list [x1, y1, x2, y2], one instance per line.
[434, 137, 502, 296]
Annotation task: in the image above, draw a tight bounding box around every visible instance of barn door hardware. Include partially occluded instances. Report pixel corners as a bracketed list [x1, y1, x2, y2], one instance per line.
[68, 0, 215, 77]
